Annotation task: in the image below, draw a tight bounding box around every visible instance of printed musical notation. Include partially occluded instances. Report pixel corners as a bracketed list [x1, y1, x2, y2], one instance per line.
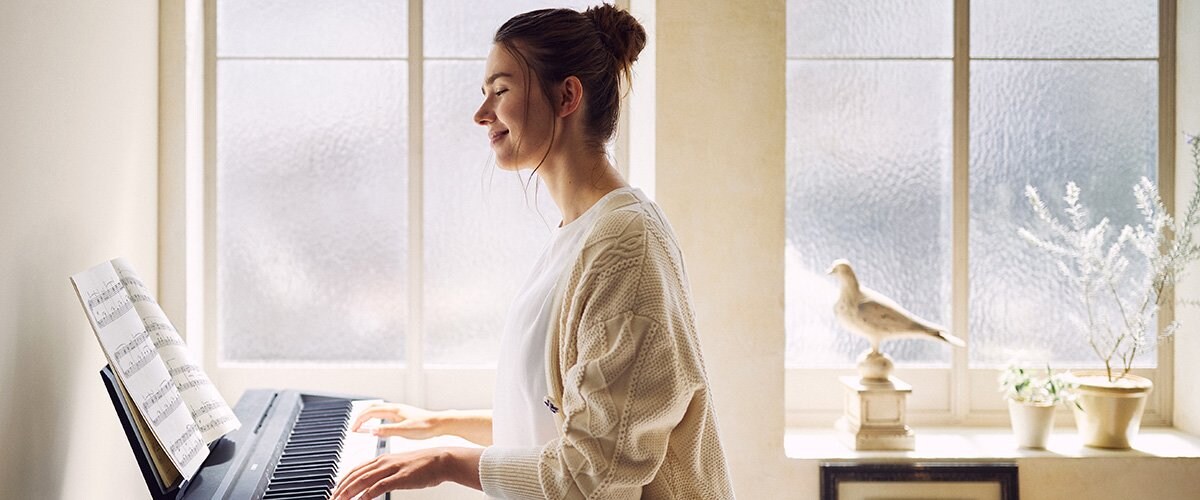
[200, 414, 238, 434]
[149, 392, 184, 427]
[116, 270, 157, 305]
[144, 318, 184, 349]
[177, 378, 211, 391]
[86, 280, 133, 328]
[168, 364, 201, 379]
[167, 424, 205, 466]
[169, 364, 212, 391]
[143, 380, 175, 408]
[73, 258, 238, 480]
[115, 330, 156, 378]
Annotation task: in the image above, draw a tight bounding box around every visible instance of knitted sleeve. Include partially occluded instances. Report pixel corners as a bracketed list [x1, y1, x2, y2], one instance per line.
[479, 211, 704, 499]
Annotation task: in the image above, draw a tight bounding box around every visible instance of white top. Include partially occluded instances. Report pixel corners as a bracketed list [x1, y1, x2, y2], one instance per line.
[491, 187, 637, 449]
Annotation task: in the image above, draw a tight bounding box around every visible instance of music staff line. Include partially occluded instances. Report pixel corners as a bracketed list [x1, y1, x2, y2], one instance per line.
[115, 334, 156, 378]
[166, 424, 204, 465]
[142, 379, 175, 409]
[86, 275, 159, 329]
[149, 393, 184, 427]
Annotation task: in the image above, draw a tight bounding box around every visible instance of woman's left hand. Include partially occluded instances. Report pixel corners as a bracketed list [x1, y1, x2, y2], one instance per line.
[330, 446, 483, 500]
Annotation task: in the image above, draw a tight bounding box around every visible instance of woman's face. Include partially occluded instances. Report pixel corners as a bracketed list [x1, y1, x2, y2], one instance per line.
[474, 44, 556, 170]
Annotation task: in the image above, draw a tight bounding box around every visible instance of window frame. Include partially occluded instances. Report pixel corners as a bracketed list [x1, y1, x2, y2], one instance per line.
[160, 0, 636, 409]
[784, 0, 1176, 427]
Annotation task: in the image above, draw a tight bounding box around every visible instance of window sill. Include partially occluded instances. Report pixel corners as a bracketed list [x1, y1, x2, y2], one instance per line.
[785, 426, 1200, 460]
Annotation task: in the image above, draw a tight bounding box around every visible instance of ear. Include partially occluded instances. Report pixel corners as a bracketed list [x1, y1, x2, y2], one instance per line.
[555, 76, 584, 118]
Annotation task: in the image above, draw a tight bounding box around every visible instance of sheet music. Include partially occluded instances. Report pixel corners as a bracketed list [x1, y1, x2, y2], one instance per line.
[111, 259, 241, 443]
[71, 259, 221, 480]
[115, 374, 182, 488]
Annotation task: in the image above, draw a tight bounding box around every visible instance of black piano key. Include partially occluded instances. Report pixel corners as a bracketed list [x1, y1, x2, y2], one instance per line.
[279, 451, 338, 464]
[261, 396, 359, 500]
[272, 469, 335, 481]
[286, 437, 342, 447]
[266, 477, 335, 492]
[273, 464, 336, 477]
[286, 434, 345, 445]
[261, 489, 328, 496]
[281, 449, 341, 461]
[273, 468, 335, 480]
[304, 411, 349, 418]
[292, 421, 347, 430]
[290, 425, 347, 436]
[296, 413, 347, 422]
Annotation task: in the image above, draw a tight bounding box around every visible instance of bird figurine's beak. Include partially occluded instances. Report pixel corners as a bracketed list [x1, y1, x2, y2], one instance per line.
[825, 265, 835, 275]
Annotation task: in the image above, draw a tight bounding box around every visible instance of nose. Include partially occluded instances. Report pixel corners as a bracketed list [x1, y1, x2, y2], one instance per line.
[474, 99, 493, 127]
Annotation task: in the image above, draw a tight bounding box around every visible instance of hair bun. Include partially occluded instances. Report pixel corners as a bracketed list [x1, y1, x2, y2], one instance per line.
[584, 4, 647, 71]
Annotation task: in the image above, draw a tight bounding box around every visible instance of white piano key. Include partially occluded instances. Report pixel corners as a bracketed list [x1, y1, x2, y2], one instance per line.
[335, 400, 388, 484]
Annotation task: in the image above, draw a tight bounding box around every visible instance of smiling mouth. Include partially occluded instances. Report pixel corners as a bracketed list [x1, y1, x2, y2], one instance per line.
[489, 130, 509, 144]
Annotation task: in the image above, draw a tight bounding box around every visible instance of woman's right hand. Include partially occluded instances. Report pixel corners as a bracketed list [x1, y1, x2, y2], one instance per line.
[351, 403, 444, 440]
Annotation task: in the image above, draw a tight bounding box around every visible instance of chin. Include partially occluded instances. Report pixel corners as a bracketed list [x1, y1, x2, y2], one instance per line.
[493, 158, 522, 171]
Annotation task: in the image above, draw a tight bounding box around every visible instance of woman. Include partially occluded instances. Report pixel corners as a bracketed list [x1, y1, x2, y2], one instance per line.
[332, 5, 734, 499]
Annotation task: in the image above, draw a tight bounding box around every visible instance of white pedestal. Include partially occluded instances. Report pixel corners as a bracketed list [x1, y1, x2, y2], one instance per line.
[835, 375, 915, 451]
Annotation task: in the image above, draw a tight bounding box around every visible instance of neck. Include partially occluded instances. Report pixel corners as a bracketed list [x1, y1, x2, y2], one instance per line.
[840, 274, 860, 294]
[532, 144, 629, 226]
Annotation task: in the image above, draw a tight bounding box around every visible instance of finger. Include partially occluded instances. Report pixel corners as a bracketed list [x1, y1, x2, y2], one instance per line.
[336, 461, 396, 500]
[332, 457, 382, 499]
[351, 407, 400, 431]
[372, 423, 418, 438]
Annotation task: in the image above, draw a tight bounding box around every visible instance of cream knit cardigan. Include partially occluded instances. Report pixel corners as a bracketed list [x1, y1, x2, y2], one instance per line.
[479, 190, 735, 499]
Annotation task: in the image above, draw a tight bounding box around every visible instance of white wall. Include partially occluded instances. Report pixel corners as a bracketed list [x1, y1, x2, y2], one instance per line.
[0, 0, 159, 498]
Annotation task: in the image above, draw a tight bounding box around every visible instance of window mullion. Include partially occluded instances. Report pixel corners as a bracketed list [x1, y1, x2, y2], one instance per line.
[1155, 0, 1177, 426]
[406, 0, 425, 407]
[951, 0, 971, 422]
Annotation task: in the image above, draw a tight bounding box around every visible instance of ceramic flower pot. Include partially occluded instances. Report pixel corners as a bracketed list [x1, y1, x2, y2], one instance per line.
[1068, 371, 1153, 449]
[1007, 398, 1056, 449]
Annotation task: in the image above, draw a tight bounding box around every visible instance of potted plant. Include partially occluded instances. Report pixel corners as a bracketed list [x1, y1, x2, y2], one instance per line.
[998, 364, 1077, 449]
[1019, 134, 1200, 449]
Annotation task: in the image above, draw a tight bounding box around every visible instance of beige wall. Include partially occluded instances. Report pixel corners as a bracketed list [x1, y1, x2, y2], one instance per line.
[0, 0, 159, 498]
[655, 0, 797, 496]
[0, 0, 1197, 499]
[1174, 0, 1200, 436]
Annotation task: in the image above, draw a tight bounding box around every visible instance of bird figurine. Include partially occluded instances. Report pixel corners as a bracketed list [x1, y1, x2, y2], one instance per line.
[827, 259, 965, 381]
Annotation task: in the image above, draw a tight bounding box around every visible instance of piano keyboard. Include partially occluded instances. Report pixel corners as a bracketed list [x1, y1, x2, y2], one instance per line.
[261, 397, 384, 499]
[100, 360, 398, 500]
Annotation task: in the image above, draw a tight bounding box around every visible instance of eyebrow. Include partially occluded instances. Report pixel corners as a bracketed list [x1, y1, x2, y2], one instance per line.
[481, 72, 514, 94]
[485, 72, 512, 85]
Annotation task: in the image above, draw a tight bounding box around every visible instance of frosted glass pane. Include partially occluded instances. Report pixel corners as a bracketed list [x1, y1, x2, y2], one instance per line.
[969, 61, 1158, 367]
[785, 60, 953, 367]
[425, 0, 605, 58]
[217, 60, 408, 362]
[423, 60, 560, 366]
[786, 0, 953, 58]
[217, 0, 407, 58]
[971, 0, 1157, 58]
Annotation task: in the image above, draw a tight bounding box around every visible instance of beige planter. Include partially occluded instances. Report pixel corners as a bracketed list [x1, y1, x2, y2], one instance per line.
[1007, 398, 1056, 449]
[1069, 371, 1153, 449]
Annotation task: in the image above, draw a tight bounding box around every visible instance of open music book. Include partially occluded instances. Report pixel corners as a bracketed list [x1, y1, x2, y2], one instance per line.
[71, 258, 240, 490]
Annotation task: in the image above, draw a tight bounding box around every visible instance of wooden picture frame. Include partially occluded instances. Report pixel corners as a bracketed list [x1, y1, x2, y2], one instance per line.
[820, 462, 1019, 500]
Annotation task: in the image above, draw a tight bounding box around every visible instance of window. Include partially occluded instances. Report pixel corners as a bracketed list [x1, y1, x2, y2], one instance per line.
[193, 0, 615, 407]
[785, 0, 1173, 425]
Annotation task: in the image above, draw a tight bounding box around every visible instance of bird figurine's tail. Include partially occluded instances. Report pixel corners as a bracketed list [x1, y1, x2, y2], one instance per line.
[937, 330, 966, 348]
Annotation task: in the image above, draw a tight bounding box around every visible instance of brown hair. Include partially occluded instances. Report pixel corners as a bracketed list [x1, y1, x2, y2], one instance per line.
[494, 4, 646, 152]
